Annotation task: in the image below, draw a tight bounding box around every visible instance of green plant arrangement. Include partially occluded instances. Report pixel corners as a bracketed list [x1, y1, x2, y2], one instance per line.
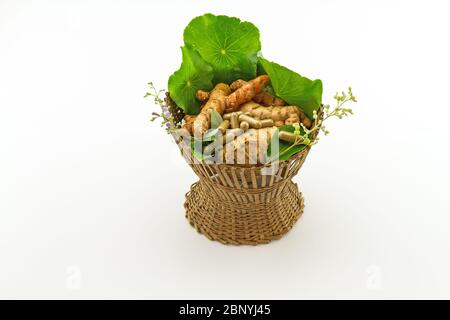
[146, 13, 357, 245]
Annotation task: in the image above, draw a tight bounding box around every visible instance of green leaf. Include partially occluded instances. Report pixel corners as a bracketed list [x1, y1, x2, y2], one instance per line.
[183, 13, 261, 84]
[265, 129, 279, 162]
[168, 46, 214, 114]
[258, 57, 322, 119]
[266, 125, 307, 161]
[190, 138, 213, 161]
[210, 109, 223, 129]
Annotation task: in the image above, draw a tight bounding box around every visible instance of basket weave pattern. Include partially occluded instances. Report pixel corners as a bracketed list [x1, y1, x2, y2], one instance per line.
[182, 149, 312, 245]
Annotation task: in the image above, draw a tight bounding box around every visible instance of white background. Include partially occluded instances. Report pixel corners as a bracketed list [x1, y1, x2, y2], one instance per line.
[1, 0, 450, 299]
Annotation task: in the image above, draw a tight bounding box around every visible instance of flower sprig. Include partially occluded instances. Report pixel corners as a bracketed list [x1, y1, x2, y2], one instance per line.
[318, 86, 356, 135]
[145, 82, 178, 133]
[275, 87, 357, 160]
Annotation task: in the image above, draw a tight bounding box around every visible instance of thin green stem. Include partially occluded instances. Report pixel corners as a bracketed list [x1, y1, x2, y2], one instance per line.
[267, 87, 357, 164]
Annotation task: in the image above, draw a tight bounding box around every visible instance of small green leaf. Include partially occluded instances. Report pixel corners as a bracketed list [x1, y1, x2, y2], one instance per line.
[266, 125, 307, 161]
[258, 57, 322, 119]
[190, 138, 213, 161]
[210, 109, 223, 129]
[168, 46, 214, 115]
[184, 13, 261, 84]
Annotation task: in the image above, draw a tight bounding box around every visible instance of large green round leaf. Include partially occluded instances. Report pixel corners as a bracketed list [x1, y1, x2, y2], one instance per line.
[258, 57, 322, 119]
[168, 46, 214, 115]
[183, 14, 261, 84]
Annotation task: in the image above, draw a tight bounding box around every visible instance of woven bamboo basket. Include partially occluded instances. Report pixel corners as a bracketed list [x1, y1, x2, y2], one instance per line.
[172, 97, 323, 245]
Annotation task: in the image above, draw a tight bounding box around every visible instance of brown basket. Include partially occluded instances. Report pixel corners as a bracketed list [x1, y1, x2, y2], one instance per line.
[183, 152, 310, 245]
[171, 95, 322, 245]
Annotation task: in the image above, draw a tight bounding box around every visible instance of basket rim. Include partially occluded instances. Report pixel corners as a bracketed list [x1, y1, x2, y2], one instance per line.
[168, 92, 324, 169]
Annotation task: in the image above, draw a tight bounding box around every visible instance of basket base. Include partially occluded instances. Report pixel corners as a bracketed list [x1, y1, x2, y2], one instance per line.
[184, 180, 304, 245]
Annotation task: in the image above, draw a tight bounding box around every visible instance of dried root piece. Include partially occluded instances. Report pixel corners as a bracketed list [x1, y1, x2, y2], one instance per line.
[229, 79, 247, 92]
[253, 91, 285, 106]
[230, 78, 284, 106]
[239, 102, 312, 128]
[219, 127, 277, 165]
[183, 114, 197, 134]
[225, 75, 270, 113]
[196, 90, 210, 102]
[193, 83, 230, 137]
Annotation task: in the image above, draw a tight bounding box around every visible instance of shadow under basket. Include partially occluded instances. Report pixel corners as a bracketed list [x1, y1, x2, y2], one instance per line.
[179, 144, 313, 245]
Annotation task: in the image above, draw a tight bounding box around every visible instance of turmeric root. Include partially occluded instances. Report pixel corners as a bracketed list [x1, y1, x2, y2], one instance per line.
[230, 78, 285, 106]
[239, 102, 312, 128]
[225, 75, 270, 113]
[193, 83, 230, 137]
[229, 79, 247, 92]
[196, 90, 210, 102]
